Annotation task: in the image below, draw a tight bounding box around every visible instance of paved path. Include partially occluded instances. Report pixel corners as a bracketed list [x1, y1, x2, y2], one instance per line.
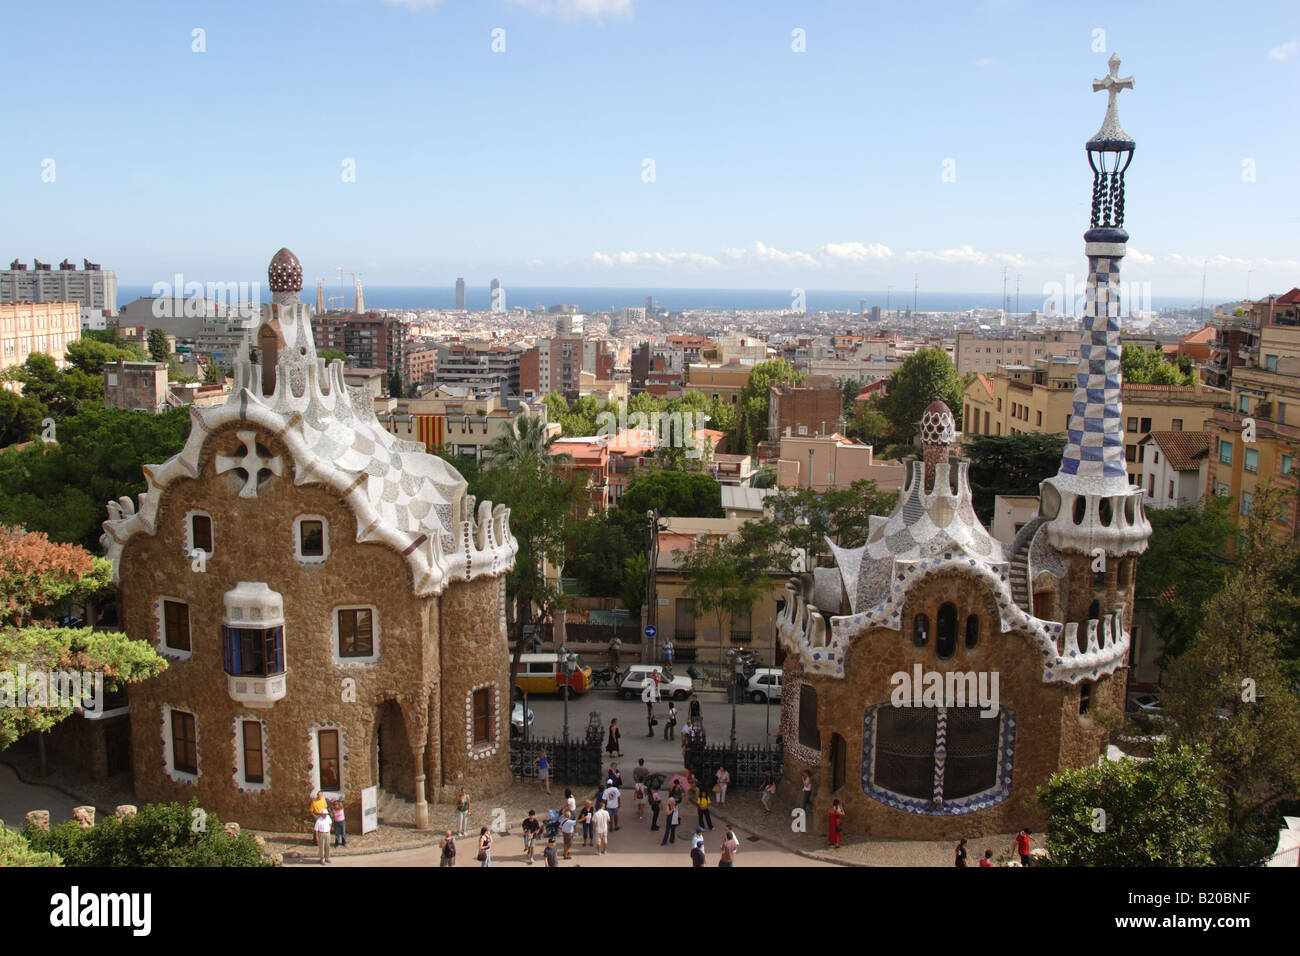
[0, 762, 85, 831]
[286, 801, 832, 868]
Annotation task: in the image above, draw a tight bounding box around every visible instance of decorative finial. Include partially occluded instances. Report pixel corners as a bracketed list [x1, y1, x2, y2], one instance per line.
[1088, 53, 1135, 150]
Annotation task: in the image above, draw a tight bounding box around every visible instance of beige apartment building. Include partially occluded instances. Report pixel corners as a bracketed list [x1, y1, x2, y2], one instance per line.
[774, 434, 906, 493]
[954, 329, 1081, 375]
[963, 359, 1227, 486]
[377, 391, 546, 464]
[0, 301, 81, 376]
[684, 361, 751, 406]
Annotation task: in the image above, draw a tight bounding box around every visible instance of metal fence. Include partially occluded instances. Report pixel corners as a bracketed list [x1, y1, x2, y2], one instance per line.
[683, 737, 784, 789]
[511, 734, 605, 785]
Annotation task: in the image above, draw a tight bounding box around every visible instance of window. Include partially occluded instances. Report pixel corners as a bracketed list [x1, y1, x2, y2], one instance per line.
[1239, 394, 1250, 413]
[873, 706, 936, 799]
[171, 710, 197, 775]
[318, 729, 341, 790]
[163, 600, 191, 652]
[1036, 411, 1042, 426]
[472, 688, 493, 746]
[996, 398, 1002, 411]
[336, 609, 374, 658]
[1220, 440, 1233, 465]
[1127, 417, 1138, 431]
[1266, 354, 1279, 372]
[223, 626, 285, 676]
[1241, 492, 1253, 516]
[1283, 455, 1293, 476]
[1215, 482, 1230, 497]
[1169, 480, 1175, 499]
[242, 721, 264, 784]
[1171, 419, 1182, 431]
[935, 603, 957, 659]
[190, 513, 213, 554]
[1153, 450, 1160, 464]
[1126, 444, 1136, 462]
[1079, 682, 1092, 715]
[965, 614, 979, 650]
[1244, 448, 1259, 474]
[296, 515, 325, 561]
[869, 705, 1009, 810]
[912, 614, 929, 647]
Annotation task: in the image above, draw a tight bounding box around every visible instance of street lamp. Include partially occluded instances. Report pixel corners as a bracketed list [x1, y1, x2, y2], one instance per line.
[726, 647, 745, 750]
[560, 645, 575, 745]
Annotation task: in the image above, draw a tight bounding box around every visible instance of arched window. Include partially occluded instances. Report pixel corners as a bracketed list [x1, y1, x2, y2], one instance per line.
[936, 604, 957, 658]
[1098, 497, 1113, 526]
[913, 614, 930, 647]
[1088, 600, 1101, 620]
[1072, 496, 1087, 525]
[965, 614, 979, 649]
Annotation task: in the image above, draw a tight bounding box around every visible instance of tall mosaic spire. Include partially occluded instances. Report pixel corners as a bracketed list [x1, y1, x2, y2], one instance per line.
[1039, 54, 1150, 555]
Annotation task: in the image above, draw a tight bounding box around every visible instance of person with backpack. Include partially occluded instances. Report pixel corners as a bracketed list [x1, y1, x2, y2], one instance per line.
[439, 831, 456, 867]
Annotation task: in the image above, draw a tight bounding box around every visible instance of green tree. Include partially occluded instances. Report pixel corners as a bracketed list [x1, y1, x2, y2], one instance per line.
[0, 389, 47, 447]
[617, 470, 723, 521]
[738, 359, 805, 453]
[1160, 483, 1300, 865]
[680, 536, 764, 666]
[485, 414, 567, 467]
[0, 825, 61, 866]
[147, 328, 170, 363]
[1136, 496, 1235, 665]
[1037, 743, 1224, 866]
[565, 514, 636, 597]
[203, 361, 224, 384]
[388, 371, 404, 398]
[1121, 346, 1193, 385]
[877, 347, 965, 443]
[319, 349, 348, 367]
[620, 552, 647, 621]
[844, 400, 893, 447]
[65, 337, 145, 376]
[0, 406, 192, 550]
[16, 353, 104, 420]
[963, 432, 1067, 524]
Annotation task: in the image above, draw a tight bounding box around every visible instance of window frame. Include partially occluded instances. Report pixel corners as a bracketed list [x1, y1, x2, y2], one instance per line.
[333, 606, 379, 664]
[240, 718, 266, 787]
[164, 705, 198, 781]
[294, 514, 329, 564]
[186, 510, 214, 559]
[159, 598, 192, 659]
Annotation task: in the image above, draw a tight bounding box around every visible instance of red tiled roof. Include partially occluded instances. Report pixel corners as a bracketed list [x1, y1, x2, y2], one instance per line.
[1141, 430, 1210, 472]
[1276, 287, 1300, 305]
[1180, 326, 1216, 344]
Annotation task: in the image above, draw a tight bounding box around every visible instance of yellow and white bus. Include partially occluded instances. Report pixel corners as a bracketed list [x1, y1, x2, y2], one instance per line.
[513, 653, 593, 696]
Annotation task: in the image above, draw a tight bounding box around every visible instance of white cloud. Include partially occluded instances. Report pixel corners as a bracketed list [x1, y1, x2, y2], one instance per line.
[1127, 247, 1155, 264]
[819, 241, 893, 263]
[1162, 252, 1300, 269]
[1268, 40, 1298, 61]
[902, 245, 1025, 268]
[510, 0, 633, 18]
[588, 249, 720, 269]
[720, 240, 820, 268]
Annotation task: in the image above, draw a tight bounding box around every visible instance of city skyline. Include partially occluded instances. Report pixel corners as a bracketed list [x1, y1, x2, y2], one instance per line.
[4, 0, 1298, 299]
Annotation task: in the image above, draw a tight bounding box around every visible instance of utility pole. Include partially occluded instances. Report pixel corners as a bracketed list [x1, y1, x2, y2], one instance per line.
[1016, 273, 1021, 316]
[1002, 266, 1009, 315]
[913, 274, 918, 314]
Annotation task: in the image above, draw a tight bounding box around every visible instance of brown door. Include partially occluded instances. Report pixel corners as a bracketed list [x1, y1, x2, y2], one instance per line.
[104, 720, 132, 776]
[831, 733, 847, 792]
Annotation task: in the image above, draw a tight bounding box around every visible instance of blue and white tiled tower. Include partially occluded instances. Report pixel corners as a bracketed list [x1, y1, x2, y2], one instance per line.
[1040, 54, 1151, 556]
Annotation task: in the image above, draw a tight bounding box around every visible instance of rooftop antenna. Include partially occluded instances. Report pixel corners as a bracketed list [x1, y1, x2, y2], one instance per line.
[1199, 259, 1207, 319]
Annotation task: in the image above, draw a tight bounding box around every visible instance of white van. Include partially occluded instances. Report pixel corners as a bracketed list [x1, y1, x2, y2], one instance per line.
[746, 668, 782, 703]
[618, 664, 692, 701]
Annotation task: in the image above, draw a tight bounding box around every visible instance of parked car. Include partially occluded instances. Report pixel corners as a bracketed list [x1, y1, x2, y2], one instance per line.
[510, 701, 535, 736]
[618, 664, 692, 701]
[1126, 693, 1161, 715]
[746, 668, 782, 703]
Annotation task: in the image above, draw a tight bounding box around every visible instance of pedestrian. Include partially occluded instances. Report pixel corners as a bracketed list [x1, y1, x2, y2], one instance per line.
[663, 701, 677, 740]
[543, 836, 559, 868]
[310, 790, 328, 818]
[593, 801, 611, 854]
[669, 779, 684, 805]
[634, 780, 648, 820]
[536, 750, 551, 794]
[578, 799, 595, 846]
[455, 787, 470, 836]
[760, 770, 775, 814]
[643, 683, 657, 737]
[719, 826, 740, 867]
[649, 787, 662, 830]
[560, 809, 576, 859]
[660, 798, 680, 845]
[314, 809, 332, 864]
[439, 830, 456, 867]
[609, 635, 622, 667]
[632, 758, 649, 786]
[477, 826, 492, 867]
[688, 694, 701, 723]
[602, 781, 622, 830]
[564, 787, 577, 817]
[801, 770, 814, 816]
[955, 838, 969, 867]
[606, 718, 622, 758]
[828, 798, 845, 849]
[606, 763, 623, 788]
[715, 764, 731, 804]
[695, 787, 714, 831]
[690, 827, 706, 866]
[330, 797, 347, 847]
[522, 810, 541, 864]
[662, 638, 674, 666]
[1014, 829, 1037, 867]
[680, 719, 694, 760]
[980, 849, 995, 868]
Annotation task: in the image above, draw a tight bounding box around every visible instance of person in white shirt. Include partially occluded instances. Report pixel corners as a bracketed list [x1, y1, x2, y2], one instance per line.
[592, 803, 611, 854]
[715, 765, 731, 804]
[602, 784, 622, 830]
[560, 809, 576, 860]
[314, 810, 332, 864]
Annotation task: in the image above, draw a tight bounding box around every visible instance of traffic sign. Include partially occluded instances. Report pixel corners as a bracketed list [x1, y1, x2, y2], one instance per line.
[644, 624, 657, 639]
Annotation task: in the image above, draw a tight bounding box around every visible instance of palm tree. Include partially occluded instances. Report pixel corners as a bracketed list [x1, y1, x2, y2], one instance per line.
[486, 414, 571, 468]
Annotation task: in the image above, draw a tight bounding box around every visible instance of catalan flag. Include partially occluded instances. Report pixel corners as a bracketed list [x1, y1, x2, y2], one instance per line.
[416, 414, 445, 451]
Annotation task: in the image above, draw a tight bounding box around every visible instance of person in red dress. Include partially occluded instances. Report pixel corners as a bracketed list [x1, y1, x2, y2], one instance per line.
[828, 799, 845, 848]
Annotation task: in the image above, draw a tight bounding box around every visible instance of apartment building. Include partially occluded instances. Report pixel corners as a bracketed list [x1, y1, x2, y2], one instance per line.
[377, 391, 542, 463]
[684, 360, 751, 406]
[953, 329, 1081, 375]
[1138, 432, 1210, 508]
[0, 301, 81, 375]
[2, 258, 117, 314]
[774, 433, 906, 493]
[312, 310, 407, 376]
[432, 340, 521, 398]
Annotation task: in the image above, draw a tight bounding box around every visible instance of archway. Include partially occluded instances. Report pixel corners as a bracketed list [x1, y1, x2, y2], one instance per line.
[375, 699, 415, 799]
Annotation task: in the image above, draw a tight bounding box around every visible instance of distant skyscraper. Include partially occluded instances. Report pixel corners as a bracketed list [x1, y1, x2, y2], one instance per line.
[490, 278, 503, 314]
[3, 258, 117, 314]
[315, 279, 326, 313]
[354, 277, 365, 313]
[645, 294, 653, 315]
[870, 305, 881, 323]
[455, 277, 466, 310]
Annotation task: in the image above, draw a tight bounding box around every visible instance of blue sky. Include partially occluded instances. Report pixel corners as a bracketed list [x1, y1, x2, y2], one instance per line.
[4, 0, 1298, 300]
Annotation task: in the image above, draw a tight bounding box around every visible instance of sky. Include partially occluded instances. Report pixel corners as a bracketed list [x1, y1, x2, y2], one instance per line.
[4, 0, 1299, 302]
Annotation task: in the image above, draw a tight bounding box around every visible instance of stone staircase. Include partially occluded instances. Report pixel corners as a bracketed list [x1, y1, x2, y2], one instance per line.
[1007, 516, 1046, 611]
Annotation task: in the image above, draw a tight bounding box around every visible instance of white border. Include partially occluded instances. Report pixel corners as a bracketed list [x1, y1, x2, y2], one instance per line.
[232, 715, 271, 794]
[332, 605, 380, 666]
[308, 724, 346, 799]
[155, 596, 193, 661]
[161, 703, 199, 785]
[293, 514, 330, 565]
[466, 681, 501, 759]
[183, 509, 214, 564]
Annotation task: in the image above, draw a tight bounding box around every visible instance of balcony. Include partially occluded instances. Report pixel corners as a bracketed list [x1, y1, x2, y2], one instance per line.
[227, 672, 287, 709]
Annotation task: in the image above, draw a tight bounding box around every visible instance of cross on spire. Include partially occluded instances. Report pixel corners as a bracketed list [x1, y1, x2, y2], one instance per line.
[1092, 53, 1134, 111]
